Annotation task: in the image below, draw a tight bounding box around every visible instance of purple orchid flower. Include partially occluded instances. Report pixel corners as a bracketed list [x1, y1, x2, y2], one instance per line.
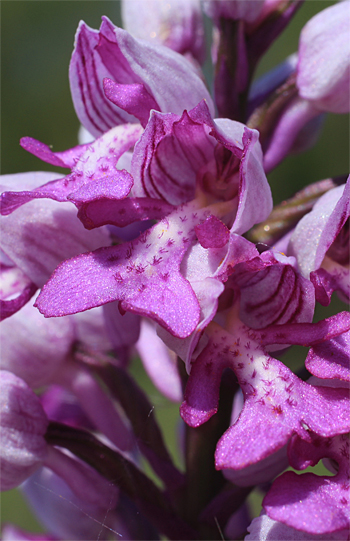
[288, 178, 350, 306]
[69, 16, 214, 137]
[20, 100, 271, 343]
[180, 308, 350, 470]
[297, 1, 350, 115]
[262, 1, 350, 171]
[264, 431, 350, 535]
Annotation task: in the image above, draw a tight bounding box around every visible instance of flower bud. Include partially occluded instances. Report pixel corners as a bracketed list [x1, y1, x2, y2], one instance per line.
[297, 1, 350, 113]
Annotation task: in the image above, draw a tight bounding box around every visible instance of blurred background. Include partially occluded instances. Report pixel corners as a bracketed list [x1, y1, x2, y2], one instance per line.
[1, 0, 349, 535]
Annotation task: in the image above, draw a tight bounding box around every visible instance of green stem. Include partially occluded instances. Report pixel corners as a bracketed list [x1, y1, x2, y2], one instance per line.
[183, 370, 238, 538]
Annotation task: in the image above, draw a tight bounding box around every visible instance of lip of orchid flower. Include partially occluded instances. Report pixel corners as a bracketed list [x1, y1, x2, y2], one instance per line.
[34, 200, 207, 337]
[263, 432, 350, 535]
[121, 0, 206, 65]
[69, 16, 214, 138]
[180, 310, 350, 471]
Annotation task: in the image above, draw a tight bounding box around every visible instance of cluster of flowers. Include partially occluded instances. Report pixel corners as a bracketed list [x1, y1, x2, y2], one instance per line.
[1, 1, 349, 539]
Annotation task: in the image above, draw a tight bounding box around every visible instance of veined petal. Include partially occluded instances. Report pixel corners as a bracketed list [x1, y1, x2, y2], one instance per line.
[98, 17, 214, 116]
[229, 127, 272, 234]
[131, 100, 272, 232]
[230, 250, 315, 329]
[70, 17, 214, 137]
[131, 101, 216, 204]
[69, 20, 137, 137]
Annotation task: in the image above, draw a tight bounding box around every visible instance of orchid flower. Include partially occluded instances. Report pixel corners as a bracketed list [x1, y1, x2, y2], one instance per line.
[69, 16, 213, 137]
[180, 306, 350, 468]
[261, 0, 350, 171]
